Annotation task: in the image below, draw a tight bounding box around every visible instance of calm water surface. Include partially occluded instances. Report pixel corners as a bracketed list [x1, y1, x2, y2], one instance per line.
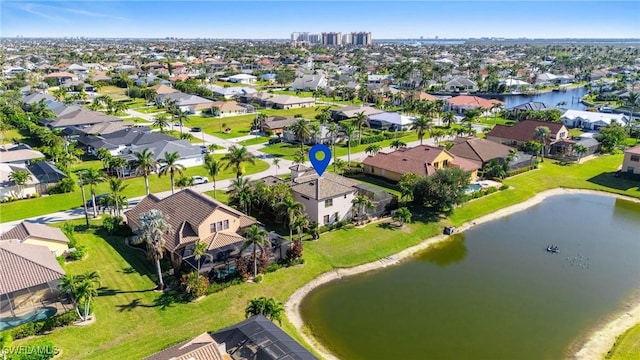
[301, 194, 640, 360]
[499, 87, 588, 110]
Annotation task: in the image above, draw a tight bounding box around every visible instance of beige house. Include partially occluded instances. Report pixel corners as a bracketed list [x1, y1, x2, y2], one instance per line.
[0, 221, 70, 256]
[362, 145, 480, 182]
[124, 189, 260, 271]
[622, 145, 640, 175]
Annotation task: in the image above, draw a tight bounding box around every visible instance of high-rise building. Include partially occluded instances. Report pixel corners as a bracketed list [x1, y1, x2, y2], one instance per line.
[321, 32, 342, 46]
[291, 32, 310, 44]
[342, 33, 352, 45]
[308, 34, 321, 44]
[350, 32, 372, 46]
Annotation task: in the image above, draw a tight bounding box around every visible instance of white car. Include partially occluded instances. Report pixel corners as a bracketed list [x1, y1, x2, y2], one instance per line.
[191, 176, 209, 185]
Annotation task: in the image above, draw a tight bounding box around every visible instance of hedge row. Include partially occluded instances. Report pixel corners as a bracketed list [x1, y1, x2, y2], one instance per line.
[1, 310, 78, 340]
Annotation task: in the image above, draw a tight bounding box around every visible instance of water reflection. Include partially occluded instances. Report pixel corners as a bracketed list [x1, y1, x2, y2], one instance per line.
[417, 233, 467, 267]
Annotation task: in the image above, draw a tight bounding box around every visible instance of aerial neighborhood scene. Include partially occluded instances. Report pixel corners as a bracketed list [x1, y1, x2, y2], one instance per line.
[1, 1, 640, 359]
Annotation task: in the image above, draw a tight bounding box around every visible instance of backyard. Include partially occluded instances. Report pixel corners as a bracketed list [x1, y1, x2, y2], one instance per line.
[8, 153, 640, 359]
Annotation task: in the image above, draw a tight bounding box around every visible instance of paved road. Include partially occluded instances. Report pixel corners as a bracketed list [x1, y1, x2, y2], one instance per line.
[0, 109, 456, 232]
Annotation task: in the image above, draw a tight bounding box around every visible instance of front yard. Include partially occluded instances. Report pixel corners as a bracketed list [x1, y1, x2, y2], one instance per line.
[11, 153, 639, 359]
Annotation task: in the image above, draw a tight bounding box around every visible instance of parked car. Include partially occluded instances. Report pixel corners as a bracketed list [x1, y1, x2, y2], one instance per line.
[191, 176, 209, 185]
[200, 145, 210, 154]
[86, 194, 109, 208]
[191, 127, 202, 132]
[268, 137, 283, 144]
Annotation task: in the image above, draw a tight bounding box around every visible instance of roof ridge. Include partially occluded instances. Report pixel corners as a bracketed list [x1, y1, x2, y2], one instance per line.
[0, 242, 65, 275]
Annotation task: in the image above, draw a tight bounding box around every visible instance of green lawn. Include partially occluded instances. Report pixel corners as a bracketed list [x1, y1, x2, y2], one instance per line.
[606, 323, 640, 360]
[569, 128, 584, 137]
[7, 154, 640, 359]
[0, 156, 269, 223]
[165, 130, 204, 143]
[135, 107, 165, 114]
[127, 117, 150, 124]
[2, 128, 25, 144]
[239, 136, 269, 146]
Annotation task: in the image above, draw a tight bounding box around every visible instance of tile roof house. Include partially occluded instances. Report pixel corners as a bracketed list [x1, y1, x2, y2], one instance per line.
[622, 145, 640, 175]
[368, 112, 416, 131]
[331, 105, 383, 121]
[41, 108, 123, 129]
[209, 101, 248, 117]
[0, 144, 45, 165]
[446, 95, 504, 114]
[155, 92, 214, 114]
[124, 189, 260, 271]
[145, 315, 317, 360]
[265, 95, 316, 110]
[203, 85, 256, 99]
[290, 75, 328, 91]
[260, 116, 298, 135]
[362, 145, 480, 182]
[150, 84, 179, 95]
[121, 139, 205, 169]
[77, 128, 176, 156]
[448, 137, 516, 167]
[561, 110, 629, 130]
[485, 120, 570, 154]
[444, 77, 478, 92]
[0, 241, 66, 317]
[0, 221, 69, 256]
[43, 71, 78, 84]
[0, 163, 39, 200]
[27, 161, 68, 187]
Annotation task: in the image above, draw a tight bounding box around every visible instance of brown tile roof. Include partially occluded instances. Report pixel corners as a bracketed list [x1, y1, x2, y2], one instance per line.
[260, 116, 297, 130]
[150, 84, 179, 94]
[447, 95, 504, 109]
[204, 232, 246, 251]
[44, 71, 76, 78]
[144, 332, 226, 360]
[448, 137, 515, 165]
[485, 120, 566, 143]
[0, 241, 65, 295]
[0, 221, 69, 244]
[291, 172, 359, 200]
[210, 101, 244, 112]
[408, 92, 438, 102]
[362, 145, 480, 176]
[124, 189, 257, 252]
[49, 109, 122, 128]
[625, 145, 640, 155]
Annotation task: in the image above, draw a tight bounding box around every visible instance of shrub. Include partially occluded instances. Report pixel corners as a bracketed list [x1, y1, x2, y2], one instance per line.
[181, 272, 210, 299]
[102, 215, 129, 235]
[6, 338, 58, 360]
[265, 263, 283, 273]
[499, 184, 509, 191]
[208, 277, 243, 294]
[254, 274, 263, 283]
[483, 187, 498, 195]
[68, 246, 86, 261]
[287, 241, 303, 263]
[2, 310, 77, 340]
[48, 177, 76, 194]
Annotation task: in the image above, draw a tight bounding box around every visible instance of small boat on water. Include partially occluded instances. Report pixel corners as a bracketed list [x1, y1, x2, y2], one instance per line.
[546, 245, 560, 254]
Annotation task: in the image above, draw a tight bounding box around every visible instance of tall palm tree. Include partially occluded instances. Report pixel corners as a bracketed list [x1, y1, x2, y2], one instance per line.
[327, 123, 340, 155]
[351, 111, 369, 145]
[272, 158, 281, 176]
[96, 148, 112, 170]
[58, 271, 101, 321]
[294, 213, 310, 243]
[365, 144, 382, 156]
[573, 143, 588, 162]
[203, 154, 221, 199]
[393, 207, 412, 227]
[411, 116, 432, 145]
[245, 296, 284, 325]
[174, 110, 189, 135]
[135, 210, 173, 290]
[242, 225, 270, 278]
[134, 148, 157, 195]
[342, 124, 356, 164]
[222, 145, 256, 179]
[535, 126, 551, 160]
[289, 119, 312, 151]
[8, 170, 32, 199]
[333, 158, 347, 175]
[626, 92, 638, 137]
[79, 168, 105, 218]
[193, 240, 211, 272]
[227, 176, 253, 214]
[276, 196, 304, 242]
[352, 195, 374, 225]
[152, 113, 170, 133]
[463, 108, 481, 136]
[158, 151, 185, 195]
[107, 177, 128, 217]
[108, 156, 128, 178]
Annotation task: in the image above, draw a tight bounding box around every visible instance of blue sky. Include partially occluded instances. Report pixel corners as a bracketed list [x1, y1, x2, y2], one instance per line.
[2, 1, 639, 39]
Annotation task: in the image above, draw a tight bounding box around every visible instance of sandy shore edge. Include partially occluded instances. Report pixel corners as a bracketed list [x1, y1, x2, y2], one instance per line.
[285, 188, 640, 360]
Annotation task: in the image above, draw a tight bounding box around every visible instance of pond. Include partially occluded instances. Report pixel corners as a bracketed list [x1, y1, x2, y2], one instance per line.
[493, 86, 588, 110]
[300, 194, 640, 360]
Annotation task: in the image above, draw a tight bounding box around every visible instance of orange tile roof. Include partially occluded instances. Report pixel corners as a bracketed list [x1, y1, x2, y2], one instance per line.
[447, 95, 504, 109]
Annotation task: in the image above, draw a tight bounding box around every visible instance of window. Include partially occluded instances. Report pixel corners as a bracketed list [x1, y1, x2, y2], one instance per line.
[217, 221, 223, 231]
[210, 223, 216, 232]
[631, 155, 640, 162]
[323, 215, 330, 224]
[325, 198, 333, 207]
[223, 220, 229, 230]
[443, 159, 449, 167]
[559, 132, 566, 138]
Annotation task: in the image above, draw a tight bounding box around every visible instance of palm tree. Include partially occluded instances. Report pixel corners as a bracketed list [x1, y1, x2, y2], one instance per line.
[152, 113, 170, 133]
[390, 139, 407, 150]
[96, 148, 112, 170]
[242, 225, 270, 278]
[535, 126, 551, 160]
[134, 209, 173, 290]
[411, 116, 432, 145]
[626, 92, 638, 137]
[58, 271, 101, 321]
[203, 154, 221, 199]
[463, 109, 481, 136]
[294, 213, 310, 243]
[333, 158, 347, 175]
[134, 148, 157, 195]
[327, 123, 340, 155]
[365, 144, 382, 156]
[276, 197, 304, 242]
[108, 156, 128, 178]
[174, 110, 189, 135]
[393, 207, 412, 227]
[107, 177, 128, 217]
[193, 240, 211, 272]
[573, 144, 588, 162]
[352, 195, 374, 225]
[352, 111, 369, 145]
[222, 145, 256, 179]
[431, 128, 446, 146]
[289, 119, 312, 151]
[8, 170, 32, 199]
[158, 151, 185, 195]
[342, 124, 356, 164]
[79, 168, 105, 218]
[227, 176, 253, 214]
[272, 158, 281, 176]
[245, 296, 284, 325]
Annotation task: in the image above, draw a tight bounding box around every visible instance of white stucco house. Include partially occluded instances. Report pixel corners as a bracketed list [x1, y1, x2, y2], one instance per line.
[227, 74, 257, 84]
[561, 110, 629, 130]
[0, 164, 39, 200]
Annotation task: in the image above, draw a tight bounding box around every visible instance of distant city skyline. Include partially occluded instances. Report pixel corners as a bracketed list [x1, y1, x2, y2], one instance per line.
[1, 1, 639, 39]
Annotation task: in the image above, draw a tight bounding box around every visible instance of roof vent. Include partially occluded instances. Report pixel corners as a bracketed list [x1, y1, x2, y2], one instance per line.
[402, 158, 408, 161]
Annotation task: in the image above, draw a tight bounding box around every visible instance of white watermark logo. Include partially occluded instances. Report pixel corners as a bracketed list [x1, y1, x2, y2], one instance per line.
[2, 345, 58, 355]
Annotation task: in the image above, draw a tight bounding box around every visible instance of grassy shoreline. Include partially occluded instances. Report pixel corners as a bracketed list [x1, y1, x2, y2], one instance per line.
[10, 153, 640, 359]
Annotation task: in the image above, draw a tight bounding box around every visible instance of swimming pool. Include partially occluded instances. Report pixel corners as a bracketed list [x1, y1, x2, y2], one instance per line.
[0, 307, 58, 331]
[465, 183, 482, 194]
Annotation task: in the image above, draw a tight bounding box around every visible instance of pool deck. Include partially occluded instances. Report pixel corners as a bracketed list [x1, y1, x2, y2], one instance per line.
[0, 299, 74, 321]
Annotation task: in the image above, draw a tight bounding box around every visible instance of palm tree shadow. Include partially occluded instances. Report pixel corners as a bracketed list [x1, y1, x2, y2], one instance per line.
[150, 291, 189, 310]
[117, 298, 142, 312]
[377, 222, 397, 230]
[97, 286, 156, 297]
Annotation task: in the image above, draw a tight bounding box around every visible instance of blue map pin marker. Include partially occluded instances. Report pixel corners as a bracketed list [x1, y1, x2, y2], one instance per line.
[309, 144, 331, 176]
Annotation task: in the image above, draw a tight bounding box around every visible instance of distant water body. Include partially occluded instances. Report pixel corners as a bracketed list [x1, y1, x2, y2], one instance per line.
[492, 87, 588, 110]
